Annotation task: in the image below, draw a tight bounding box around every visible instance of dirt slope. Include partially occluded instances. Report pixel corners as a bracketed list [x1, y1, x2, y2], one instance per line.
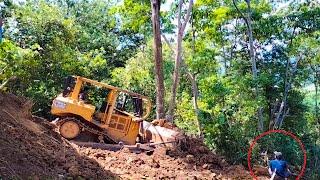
[0, 92, 115, 179]
[0, 92, 268, 179]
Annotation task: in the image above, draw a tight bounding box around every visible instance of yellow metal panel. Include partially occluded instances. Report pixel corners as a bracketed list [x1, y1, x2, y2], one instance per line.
[105, 90, 118, 126]
[103, 120, 140, 145]
[71, 77, 82, 100]
[109, 114, 130, 133]
[51, 95, 95, 121]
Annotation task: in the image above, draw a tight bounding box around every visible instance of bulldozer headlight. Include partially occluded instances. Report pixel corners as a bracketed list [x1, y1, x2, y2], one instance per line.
[53, 100, 66, 109]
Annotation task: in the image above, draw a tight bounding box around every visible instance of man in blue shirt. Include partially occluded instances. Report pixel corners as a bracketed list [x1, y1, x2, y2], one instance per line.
[268, 151, 292, 179]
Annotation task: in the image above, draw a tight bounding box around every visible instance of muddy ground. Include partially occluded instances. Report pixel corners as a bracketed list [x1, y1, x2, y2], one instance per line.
[0, 92, 269, 179]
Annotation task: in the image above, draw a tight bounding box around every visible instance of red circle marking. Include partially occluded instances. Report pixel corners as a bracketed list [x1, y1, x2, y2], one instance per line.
[247, 129, 307, 180]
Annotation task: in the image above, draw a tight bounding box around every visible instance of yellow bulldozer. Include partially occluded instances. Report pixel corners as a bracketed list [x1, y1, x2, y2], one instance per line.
[51, 76, 179, 148]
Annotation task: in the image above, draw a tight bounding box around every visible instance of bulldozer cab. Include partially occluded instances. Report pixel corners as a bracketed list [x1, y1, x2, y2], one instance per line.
[51, 76, 151, 144]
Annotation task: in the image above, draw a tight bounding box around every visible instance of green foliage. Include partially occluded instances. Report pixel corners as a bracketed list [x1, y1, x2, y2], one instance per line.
[182, 1, 319, 177]
[1, 0, 145, 117]
[111, 51, 155, 96]
[0, 0, 319, 178]
[0, 39, 39, 90]
[175, 92, 198, 134]
[252, 133, 304, 168]
[111, 41, 174, 119]
[115, 0, 151, 35]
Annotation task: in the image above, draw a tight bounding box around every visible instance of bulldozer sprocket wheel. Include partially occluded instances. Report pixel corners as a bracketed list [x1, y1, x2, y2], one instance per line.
[59, 118, 81, 139]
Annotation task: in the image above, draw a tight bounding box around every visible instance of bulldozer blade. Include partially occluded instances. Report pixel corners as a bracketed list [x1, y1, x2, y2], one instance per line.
[142, 121, 180, 145]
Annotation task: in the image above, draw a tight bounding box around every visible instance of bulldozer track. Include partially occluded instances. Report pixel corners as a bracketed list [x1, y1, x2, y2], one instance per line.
[57, 117, 116, 143]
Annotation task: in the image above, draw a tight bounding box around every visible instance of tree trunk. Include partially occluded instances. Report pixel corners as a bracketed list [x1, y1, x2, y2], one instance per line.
[273, 59, 290, 129]
[233, 0, 263, 131]
[273, 57, 300, 129]
[219, 26, 228, 74]
[309, 64, 319, 125]
[186, 70, 202, 136]
[245, 0, 264, 131]
[315, 70, 319, 122]
[162, 32, 202, 135]
[245, 1, 257, 81]
[189, 12, 202, 136]
[167, 0, 193, 122]
[150, 0, 165, 119]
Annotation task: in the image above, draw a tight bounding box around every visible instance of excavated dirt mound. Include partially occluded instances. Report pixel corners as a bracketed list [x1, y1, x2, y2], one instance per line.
[0, 92, 268, 179]
[0, 92, 115, 179]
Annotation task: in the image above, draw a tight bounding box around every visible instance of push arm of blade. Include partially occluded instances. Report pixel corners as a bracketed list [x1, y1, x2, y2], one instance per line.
[133, 117, 143, 122]
[141, 98, 151, 120]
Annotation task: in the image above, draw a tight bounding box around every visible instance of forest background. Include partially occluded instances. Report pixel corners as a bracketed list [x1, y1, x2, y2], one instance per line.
[0, 0, 319, 178]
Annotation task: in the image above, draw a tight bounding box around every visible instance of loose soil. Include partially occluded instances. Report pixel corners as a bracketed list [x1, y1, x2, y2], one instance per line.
[0, 92, 269, 179]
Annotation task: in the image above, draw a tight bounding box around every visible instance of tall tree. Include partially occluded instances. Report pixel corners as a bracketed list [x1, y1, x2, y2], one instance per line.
[233, 0, 263, 131]
[167, 0, 193, 122]
[150, 0, 165, 119]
